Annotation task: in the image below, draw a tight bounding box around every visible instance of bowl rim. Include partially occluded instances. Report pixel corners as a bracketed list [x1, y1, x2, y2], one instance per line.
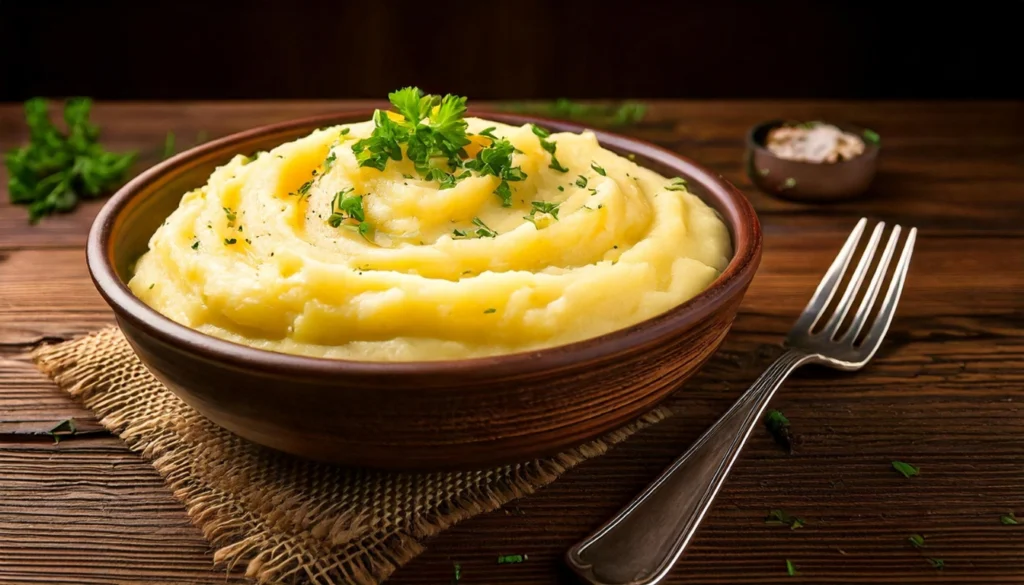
[746, 118, 881, 167]
[87, 109, 762, 379]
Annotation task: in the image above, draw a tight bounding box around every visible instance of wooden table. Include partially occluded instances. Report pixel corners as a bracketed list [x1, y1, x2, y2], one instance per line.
[1, 101, 1022, 584]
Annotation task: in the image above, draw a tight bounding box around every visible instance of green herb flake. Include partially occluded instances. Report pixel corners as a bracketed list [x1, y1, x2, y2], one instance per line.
[927, 558, 944, 570]
[863, 128, 881, 145]
[785, 559, 798, 577]
[530, 124, 551, 138]
[892, 460, 920, 478]
[591, 162, 606, 176]
[781, 177, 797, 189]
[6, 98, 137, 223]
[163, 131, 176, 160]
[665, 177, 688, 191]
[557, 185, 565, 191]
[765, 509, 804, 530]
[47, 418, 77, 444]
[478, 127, 499, 140]
[530, 200, 560, 220]
[340, 127, 351, 136]
[296, 180, 314, 198]
[575, 175, 588, 188]
[549, 156, 569, 173]
[764, 409, 793, 453]
[148, 283, 154, 289]
[464, 138, 527, 206]
[909, 534, 926, 548]
[484, 308, 497, 314]
[450, 562, 461, 584]
[497, 554, 527, 565]
[191, 241, 200, 250]
[1001, 512, 1018, 525]
[224, 238, 237, 245]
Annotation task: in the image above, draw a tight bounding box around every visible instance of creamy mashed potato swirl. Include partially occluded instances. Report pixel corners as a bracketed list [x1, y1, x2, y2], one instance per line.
[129, 116, 732, 361]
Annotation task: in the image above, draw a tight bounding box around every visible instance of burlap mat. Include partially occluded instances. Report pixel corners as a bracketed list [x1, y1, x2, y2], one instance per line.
[32, 327, 670, 585]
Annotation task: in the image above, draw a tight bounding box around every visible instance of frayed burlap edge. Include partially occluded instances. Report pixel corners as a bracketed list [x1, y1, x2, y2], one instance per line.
[33, 327, 670, 585]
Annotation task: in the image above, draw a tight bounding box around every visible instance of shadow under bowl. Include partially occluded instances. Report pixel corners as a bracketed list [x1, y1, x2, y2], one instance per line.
[746, 119, 880, 202]
[86, 110, 762, 471]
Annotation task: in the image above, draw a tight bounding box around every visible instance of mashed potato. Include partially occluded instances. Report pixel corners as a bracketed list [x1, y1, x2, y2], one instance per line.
[129, 109, 731, 361]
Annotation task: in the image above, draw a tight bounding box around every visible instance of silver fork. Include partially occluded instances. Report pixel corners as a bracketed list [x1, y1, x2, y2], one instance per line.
[566, 217, 917, 585]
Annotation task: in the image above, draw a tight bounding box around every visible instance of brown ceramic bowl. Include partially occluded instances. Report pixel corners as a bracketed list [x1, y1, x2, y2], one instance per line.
[86, 110, 762, 471]
[746, 119, 880, 201]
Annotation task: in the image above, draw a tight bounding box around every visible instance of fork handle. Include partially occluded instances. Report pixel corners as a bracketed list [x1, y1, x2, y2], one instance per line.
[566, 349, 814, 585]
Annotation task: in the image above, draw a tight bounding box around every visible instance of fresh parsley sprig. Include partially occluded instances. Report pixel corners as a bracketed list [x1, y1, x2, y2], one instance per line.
[464, 138, 527, 207]
[351, 87, 471, 177]
[6, 98, 136, 223]
[327, 188, 371, 239]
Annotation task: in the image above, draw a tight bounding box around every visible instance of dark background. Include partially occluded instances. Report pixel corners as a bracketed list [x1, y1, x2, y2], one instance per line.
[2, 1, 1022, 102]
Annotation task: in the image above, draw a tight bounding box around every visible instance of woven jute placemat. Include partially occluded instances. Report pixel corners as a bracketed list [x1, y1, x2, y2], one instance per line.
[32, 327, 670, 585]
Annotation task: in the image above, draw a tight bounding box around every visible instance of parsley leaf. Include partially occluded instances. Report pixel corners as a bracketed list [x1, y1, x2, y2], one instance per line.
[6, 98, 136, 223]
[575, 175, 588, 188]
[785, 559, 798, 577]
[1001, 512, 1018, 525]
[327, 188, 367, 229]
[351, 109, 404, 171]
[591, 161, 606, 176]
[764, 409, 794, 453]
[926, 558, 944, 570]
[454, 217, 497, 239]
[892, 460, 920, 478]
[529, 201, 560, 220]
[665, 177, 688, 191]
[863, 128, 881, 145]
[464, 138, 526, 206]
[483, 308, 497, 314]
[765, 509, 804, 530]
[497, 554, 527, 565]
[909, 534, 926, 548]
[224, 238, 237, 245]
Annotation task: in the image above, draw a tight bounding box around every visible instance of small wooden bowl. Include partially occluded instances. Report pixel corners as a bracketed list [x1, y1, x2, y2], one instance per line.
[746, 119, 880, 201]
[86, 111, 762, 470]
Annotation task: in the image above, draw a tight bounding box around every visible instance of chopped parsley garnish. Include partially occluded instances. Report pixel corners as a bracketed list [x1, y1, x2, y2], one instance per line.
[191, 241, 200, 250]
[352, 87, 470, 174]
[765, 509, 804, 530]
[451, 562, 461, 584]
[6, 97, 137, 223]
[530, 124, 551, 139]
[892, 460, 920, 478]
[591, 162, 606, 176]
[497, 554, 526, 565]
[863, 128, 880, 145]
[223, 207, 237, 223]
[785, 559, 798, 576]
[323, 150, 337, 172]
[557, 185, 565, 191]
[340, 127, 351, 136]
[764, 409, 793, 453]
[588, 188, 598, 196]
[665, 177, 688, 191]
[530, 201, 560, 219]
[926, 558, 944, 570]
[295, 180, 314, 198]
[484, 308, 497, 314]
[1001, 512, 1018, 525]
[781, 177, 797, 189]
[575, 175, 588, 188]
[549, 157, 570, 173]
[327, 188, 370, 238]
[909, 534, 926, 548]
[224, 238, 237, 245]
[454, 217, 497, 239]
[47, 418, 77, 444]
[530, 123, 569, 173]
[478, 127, 499, 140]
[464, 138, 527, 206]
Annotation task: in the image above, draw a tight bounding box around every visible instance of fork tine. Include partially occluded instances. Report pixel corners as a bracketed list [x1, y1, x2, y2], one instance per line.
[793, 217, 868, 333]
[820, 221, 886, 338]
[858, 227, 917, 358]
[841, 225, 901, 343]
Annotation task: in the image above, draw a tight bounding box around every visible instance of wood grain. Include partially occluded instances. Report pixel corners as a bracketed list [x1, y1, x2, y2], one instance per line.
[1, 101, 1023, 583]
